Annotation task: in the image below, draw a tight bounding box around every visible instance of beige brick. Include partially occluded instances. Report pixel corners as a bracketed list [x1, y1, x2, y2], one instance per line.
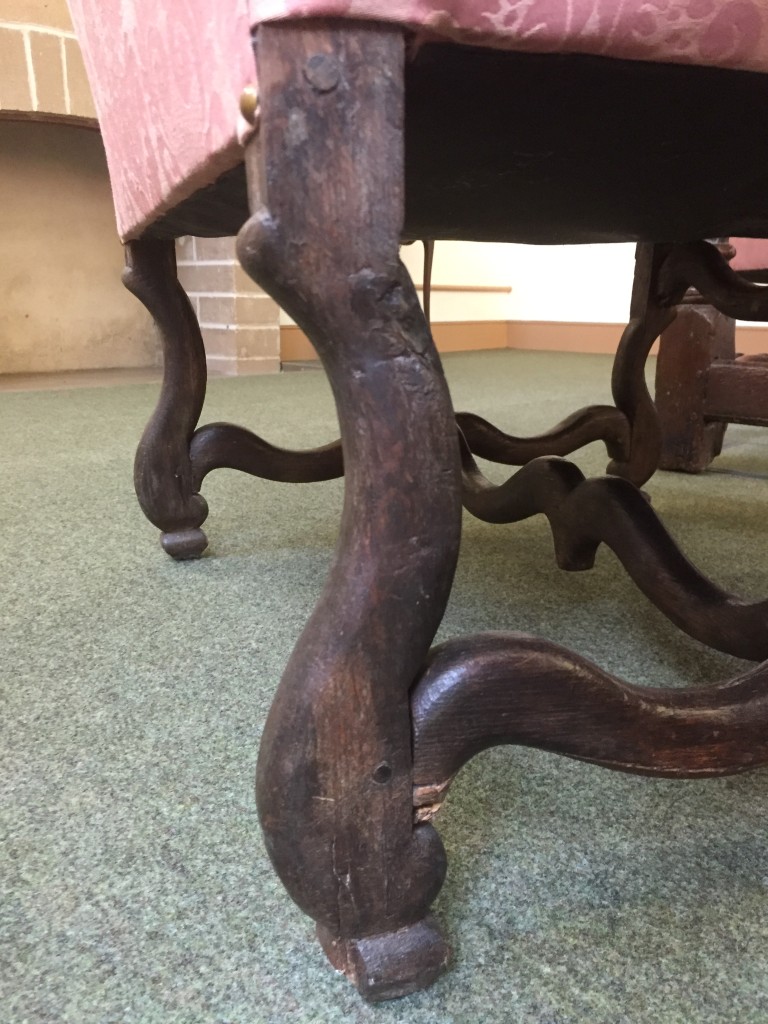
[2, 0, 73, 31]
[235, 355, 281, 375]
[63, 37, 95, 117]
[0, 27, 31, 110]
[236, 325, 280, 359]
[198, 293, 278, 327]
[194, 236, 236, 261]
[175, 236, 196, 262]
[201, 326, 236, 358]
[30, 30, 65, 114]
[235, 295, 280, 326]
[202, 325, 279, 361]
[177, 262, 235, 295]
[234, 261, 268, 294]
[198, 295, 235, 326]
[207, 354, 281, 377]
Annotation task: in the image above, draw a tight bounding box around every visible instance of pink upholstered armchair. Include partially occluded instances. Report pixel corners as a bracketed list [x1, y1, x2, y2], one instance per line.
[69, 0, 768, 1003]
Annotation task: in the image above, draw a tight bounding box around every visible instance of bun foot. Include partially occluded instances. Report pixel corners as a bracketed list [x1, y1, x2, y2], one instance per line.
[317, 915, 450, 1002]
[160, 527, 208, 560]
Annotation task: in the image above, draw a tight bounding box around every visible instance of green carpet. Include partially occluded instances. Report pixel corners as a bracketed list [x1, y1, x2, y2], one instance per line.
[2, 350, 768, 1023]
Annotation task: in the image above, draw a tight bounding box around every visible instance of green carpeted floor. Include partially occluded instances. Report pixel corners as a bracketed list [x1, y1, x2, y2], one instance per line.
[2, 349, 768, 1023]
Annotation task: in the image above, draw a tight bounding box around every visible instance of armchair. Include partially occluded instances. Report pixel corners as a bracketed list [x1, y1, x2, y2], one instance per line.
[68, 0, 768, 1002]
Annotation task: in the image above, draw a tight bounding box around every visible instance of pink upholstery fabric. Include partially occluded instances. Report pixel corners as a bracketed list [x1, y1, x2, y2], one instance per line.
[252, 0, 768, 76]
[731, 237, 768, 272]
[67, 0, 255, 240]
[69, 0, 768, 239]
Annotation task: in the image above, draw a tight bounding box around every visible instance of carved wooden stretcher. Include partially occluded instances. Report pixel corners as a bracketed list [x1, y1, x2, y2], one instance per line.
[69, 0, 768, 1003]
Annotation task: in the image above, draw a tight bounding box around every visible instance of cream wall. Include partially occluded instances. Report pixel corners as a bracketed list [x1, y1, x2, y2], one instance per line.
[0, 121, 157, 374]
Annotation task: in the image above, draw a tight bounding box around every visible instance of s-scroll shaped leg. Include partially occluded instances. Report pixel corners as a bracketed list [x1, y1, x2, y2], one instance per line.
[240, 22, 462, 1002]
[123, 238, 210, 559]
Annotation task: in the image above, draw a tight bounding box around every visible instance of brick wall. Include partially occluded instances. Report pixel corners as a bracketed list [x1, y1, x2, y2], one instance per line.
[1, 3, 282, 375]
[176, 236, 281, 376]
[0, 0, 95, 120]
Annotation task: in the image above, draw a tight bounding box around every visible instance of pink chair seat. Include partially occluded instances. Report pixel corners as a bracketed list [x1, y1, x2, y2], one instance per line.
[256, 0, 768, 73]
[731, 237, 768, 273]
[68, 0, 768, 241]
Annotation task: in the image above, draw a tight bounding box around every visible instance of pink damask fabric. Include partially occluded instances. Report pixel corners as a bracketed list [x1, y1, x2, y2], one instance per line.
[251, 0, 768, 76]
[69, 0, 768, 239]
[731, 237, 768, 271]
[68, 0, 255, 240]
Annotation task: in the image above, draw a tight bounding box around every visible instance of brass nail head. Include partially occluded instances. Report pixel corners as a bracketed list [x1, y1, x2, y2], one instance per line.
[240, 85, 260, 125]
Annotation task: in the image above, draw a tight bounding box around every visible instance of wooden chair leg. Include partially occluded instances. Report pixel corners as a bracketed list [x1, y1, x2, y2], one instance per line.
[123, 238, 210, 559]
[240, 22, 462, 1000]
[655, 303, 734, 472]
[607, 243, 683, 487]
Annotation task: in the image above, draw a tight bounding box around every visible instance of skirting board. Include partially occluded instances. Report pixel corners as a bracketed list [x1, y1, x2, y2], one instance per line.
[508, 321, 768, 356]
[281, 321, 768, 361]
[280, 321, 508, 361]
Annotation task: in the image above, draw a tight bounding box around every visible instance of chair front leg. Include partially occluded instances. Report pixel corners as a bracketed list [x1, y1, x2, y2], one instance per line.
[238, 22, 463, 1000]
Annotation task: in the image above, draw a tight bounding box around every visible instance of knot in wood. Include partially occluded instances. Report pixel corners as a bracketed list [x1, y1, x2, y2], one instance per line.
[304, 53, 341, 93]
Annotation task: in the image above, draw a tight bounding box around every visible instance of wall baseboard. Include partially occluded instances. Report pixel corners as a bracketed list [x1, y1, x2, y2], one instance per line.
[280, 321, 508, 362]
[282, 320, 768, 363]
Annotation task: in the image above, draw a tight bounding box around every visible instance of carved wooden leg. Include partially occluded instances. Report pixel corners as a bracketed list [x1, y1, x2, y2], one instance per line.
[655, 303, 734, 472]
[123, 239, 209, 559]
[607, 243, 684, 487]
[240, 23, 461, 1000]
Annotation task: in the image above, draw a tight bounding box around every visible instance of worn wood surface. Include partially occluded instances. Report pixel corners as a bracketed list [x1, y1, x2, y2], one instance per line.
[656, 305, 733, 471]
[706, 363, 768, 424]
[460, 447, 768, 661]
[189, 422, 343, 486]
[411, 632, 768, 819]
[123, 239, 210, 559]
[457, 407, 629, 465]
[606, 244, 684, 486]
[240, 22, 462, 1001]
[121, 22, 768, 1005]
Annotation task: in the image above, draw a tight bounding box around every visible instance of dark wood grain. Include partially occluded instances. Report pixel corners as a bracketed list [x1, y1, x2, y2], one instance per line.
[189, 422, 343, 485]
[411, 632, 768, 818]
[706, 363, 768, 424]
[606, 244, 684, 486]
[457, 407, 629, 465]
[239, 21, 462, 1000]
[123, 239, 210, 559]
[461, 448, 768, 661]
[656, 304, 733, 471]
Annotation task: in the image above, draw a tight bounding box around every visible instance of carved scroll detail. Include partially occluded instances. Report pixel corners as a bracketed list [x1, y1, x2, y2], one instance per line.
[189, 422, 343, 487]
[123, 238, 209, 559]
[456, 407, 629, 464]
[412, 632, 768, 819]
[461, 446, 768, 661]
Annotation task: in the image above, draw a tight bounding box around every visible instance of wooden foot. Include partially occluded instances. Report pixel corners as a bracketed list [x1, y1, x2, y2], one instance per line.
[160, 527, 208, 559]
[241, 22, 460, 998]
[123, 239, 210, 559]
[317, 915, 449, 1002]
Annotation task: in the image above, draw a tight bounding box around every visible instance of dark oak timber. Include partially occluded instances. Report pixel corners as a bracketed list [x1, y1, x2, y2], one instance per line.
[460, 446, 768, 661]
[120, 22, 768, 1004]
[123, 239, 210, 559]
[240, 22, 462, 1001]
[411, 632, 768, 819]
